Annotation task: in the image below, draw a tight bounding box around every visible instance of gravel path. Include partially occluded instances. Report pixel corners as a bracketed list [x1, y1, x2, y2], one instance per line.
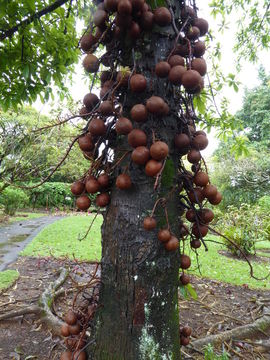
[0, 216, 64, 271]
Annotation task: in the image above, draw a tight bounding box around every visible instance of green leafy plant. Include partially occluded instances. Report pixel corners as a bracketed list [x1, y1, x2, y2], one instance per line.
[0, 187, 29, 215]
[204, 344, 230, 360]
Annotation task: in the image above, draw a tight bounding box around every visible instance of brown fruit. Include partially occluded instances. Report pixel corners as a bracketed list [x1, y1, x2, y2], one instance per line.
[188, 187, 205, 203]
[185, 209, 196, 222]
[76, 195, 91, 211]
[173, 43, 190, 57]
[193, 18, 209, 36]
[78, 135, 94, 152]
[199, 208, 214, 223]
[104, 0, 118, 11]
[146, 96, 165, 115]
[165, 236, 179, 251]
[97, 173, 110, 188]
[73, 351, 87, 360]
[93, 10, 108, 28]
[60, 351, 72, 360]
[130, 104, 148, 123]
[182, 326, 192, 337]
[162, 102, 169, 116]
[140, 11, 154, 30]
[209, 191, 222, 205]
[192, 223, 208, 238]
[203, 184, 217, 199]
[99, 100, 113, 115]
[158, 229, 171, 243]
[100, 70, 112, 84]
[192, 134, 208, 150]
[180, 224, 189, 237]
[143, 216, 157, 230]
[145, 159, 162, 176]
[130, 74, 147, 92]
[168, 55, 185, 67]
[65, 309, 77, 325]
[194, 171, 209, 187]
[79, 107, 89, 118]
[175, 133, 191, 149]
[154, 7, 172, 26]
[187, 26, 200, 40]
[80, 33, 96, 52]
[168, 65, 186, 85]
[131, 146, 150, 165]
[128, 129, 147, 148]
[193, 41, 206, 57]
[89, 118, 106, 136]
[155, 61, 171, 78]
[116, 174, 132, 190]
[187, 149, 201, 164]
[115, 117, 133, 134]
[118, 0, 132, 15]
[129, 22, 141, 39]
[180, 254, 191, 269]
[132, 0, 144, 11]
[71, 181, 85, 196]
[69, 323, 81, 335]
[61, 323, 70, 337]
[85, 178, 100, 194]
[182, 70, 202, 91]
[191, 239, 201, 249]
[115, 13, 132, 27]
[83, 93, 99, 111]
[181, 6, 196, 20]
[96, 193, 110, 207]
[191, 58, 207, 76]
[180, 273, 190, 285]
[82, 54, 99, 73]
[180, 336, 190, 346]
[150, 141, 169, 161]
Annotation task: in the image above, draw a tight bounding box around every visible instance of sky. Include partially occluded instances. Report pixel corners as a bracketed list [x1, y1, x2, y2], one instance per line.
[34, 2, 270, 157]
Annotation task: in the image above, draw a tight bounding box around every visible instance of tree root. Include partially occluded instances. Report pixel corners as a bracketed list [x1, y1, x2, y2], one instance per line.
[191, 305, 270, 350]
[0, 268, 69, 335]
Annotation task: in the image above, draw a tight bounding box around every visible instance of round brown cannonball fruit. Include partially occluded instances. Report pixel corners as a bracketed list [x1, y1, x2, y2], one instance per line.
[175, 133, 191, 149]
[61, 323, 70, 337]
[187, 149, 201, 164]
[146, 96, 165, 115]
[130, 74, 147, 92]
[93, 10, 108, 28]
[78, 135, 94, 152]
[191, 239, 201, 249]
[73, 350, 87, 360]
[145, 159, 163, 177]
[202, 184, 217, 199]
[71, 181, 85, 196]
[83, 93, 99, 111]
[158, 229, 171, 243]
[173, 43, 190, 57]
[191, 58, 207, 76]
[115, 13, 133, 28]
[128, 129, 147, 148]
[116, 70, 131, 86]
[97, 173, 110, 188]
[188, 187, 205, 204]
[82, 54, 99, 73]
[182, 326, 192, 337]
[180, 273, 190, 285]
[117, 0, 132, 15]
[69, 323, 81, 335]
[192, 134, 208, 150]
[180, 335, 190, 346]
[131, 146, 150, 165]
[194, 171, 209, 187]
[89, 118, 106, 136]
[150, 141, 169, 161]
[140, 11, 154, 30]
[165, 236, 179, 251]
[115, 117, 133, 135]
[193, 18, 209, 36]
[98, 100, 113, 116]
[85, 178, 100, 194]
[192, 223, 208, 238]
[116, 174, 132, 190]
[181, 6, 196, 20]
[143, 216, 157, 230]
[79, 107, 89, 118]
[181, 70, 202, 91]
[129, 21, 141, 39]
[65, 309, 77, 325]
[104, 0, 118, 11]
[154, 7, 172, 26]
[180, 254, 191, 269]
[187, 26, 200, 40]
[180, 224, 189, 237]
[199, 208, 214, 223]
[76, 195, 91, 211]
[168, 55, 185, 67]
[168, 65, 186, 85]
[186, 209, 196, 222]
[130, 104, 148, 123]
[193, 40, 206, 57]
[96, 193, 110, 207]
[60, 351, 72, 360]
[155, 61, 171, 78]
[209, 191, 222, 205]
[80, 33, 96, 52]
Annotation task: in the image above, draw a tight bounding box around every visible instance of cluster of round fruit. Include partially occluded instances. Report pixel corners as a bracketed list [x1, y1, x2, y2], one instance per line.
[180, 325, 192, 346]
[60, 309, 87, 360]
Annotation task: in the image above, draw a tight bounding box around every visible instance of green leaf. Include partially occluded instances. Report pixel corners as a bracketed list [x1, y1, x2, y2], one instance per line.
[22, 65, 30, 80]
[185, 283, 198, 300]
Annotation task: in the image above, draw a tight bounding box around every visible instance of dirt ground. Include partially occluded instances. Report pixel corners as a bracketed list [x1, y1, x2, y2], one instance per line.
[0, 257, 270, 360]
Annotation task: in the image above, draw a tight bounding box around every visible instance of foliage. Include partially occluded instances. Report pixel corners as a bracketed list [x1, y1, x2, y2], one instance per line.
[0, 187, 29, 215]
[0, 0, 94, 109]
[204, 344, 230, 360]
[21, 214, 102, 260]
[0, 270, 19, 291]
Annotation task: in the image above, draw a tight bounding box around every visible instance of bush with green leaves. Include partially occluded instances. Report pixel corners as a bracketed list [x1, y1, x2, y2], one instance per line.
[204, 344, 229, 360]
[0, 187, 29, 215]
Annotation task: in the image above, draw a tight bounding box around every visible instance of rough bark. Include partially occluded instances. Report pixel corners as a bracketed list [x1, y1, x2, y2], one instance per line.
[89, 8, 184, 360]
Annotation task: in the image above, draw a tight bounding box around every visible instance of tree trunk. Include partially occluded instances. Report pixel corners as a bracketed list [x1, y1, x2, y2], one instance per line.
[90, 3, 184, 359]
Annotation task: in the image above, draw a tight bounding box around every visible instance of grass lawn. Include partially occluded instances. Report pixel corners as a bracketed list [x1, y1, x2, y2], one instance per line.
[0, 270, 19, 291]
[21, 214, 102, 261]
[0, 210, 46, 225]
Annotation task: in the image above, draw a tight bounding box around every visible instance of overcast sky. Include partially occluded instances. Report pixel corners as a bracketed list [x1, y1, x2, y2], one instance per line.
[34, 2, 270, 157]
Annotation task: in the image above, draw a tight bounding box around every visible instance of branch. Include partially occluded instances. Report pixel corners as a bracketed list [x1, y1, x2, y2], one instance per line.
[0, 0, 70, 41]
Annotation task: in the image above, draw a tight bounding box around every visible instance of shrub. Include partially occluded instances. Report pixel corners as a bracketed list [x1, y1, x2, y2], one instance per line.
[0, 187, 29, 215]
[204, 344, 229, 360]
